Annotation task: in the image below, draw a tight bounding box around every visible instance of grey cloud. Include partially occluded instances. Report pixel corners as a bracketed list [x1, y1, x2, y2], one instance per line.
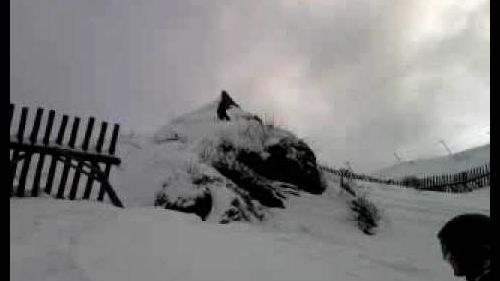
[10, 0, 489, 172]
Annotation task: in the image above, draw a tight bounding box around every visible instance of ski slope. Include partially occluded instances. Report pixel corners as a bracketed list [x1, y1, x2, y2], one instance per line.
[374, 144, 490, 178]
[10, 182, 489, 281]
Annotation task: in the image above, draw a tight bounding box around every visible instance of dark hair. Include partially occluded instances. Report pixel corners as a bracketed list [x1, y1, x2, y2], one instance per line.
[438, 213, 490, 257]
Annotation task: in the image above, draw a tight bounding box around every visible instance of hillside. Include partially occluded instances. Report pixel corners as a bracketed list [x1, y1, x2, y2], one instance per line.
[374, 144, 490, 179]
[11, 94, 490, 281]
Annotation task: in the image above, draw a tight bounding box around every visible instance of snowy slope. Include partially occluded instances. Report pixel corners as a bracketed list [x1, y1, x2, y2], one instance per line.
[10, 95, 490, 281]
[10, 183, 489, 281]
[374, 144, 490, 178]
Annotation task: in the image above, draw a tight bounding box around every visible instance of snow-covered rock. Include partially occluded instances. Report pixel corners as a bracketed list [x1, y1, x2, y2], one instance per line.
[248, 136, 325, 194]
[113, 92, 324, 222]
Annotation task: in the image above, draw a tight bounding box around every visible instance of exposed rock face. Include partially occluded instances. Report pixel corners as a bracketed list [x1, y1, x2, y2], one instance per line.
[209, 135, 325, 210]
[238, 137, 325, 194]
[155, 186, 213, 221]
[219, 183, 266, 224]
[212, 141, 286, 208]
[265, 138, 324, 194]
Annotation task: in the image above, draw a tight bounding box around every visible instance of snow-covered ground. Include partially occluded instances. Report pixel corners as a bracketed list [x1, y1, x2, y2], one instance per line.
[374, 144, 490, 178]
[10, 97, 490, 281]
[11, 183, 489, 281]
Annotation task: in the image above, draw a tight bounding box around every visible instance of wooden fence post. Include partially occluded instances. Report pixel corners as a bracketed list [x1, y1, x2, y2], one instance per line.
[56, 117, 80, 198]
[10, 107, 29, 196]
[32, 110, 55, 196]
[483, 166, 486, 186]
[486, 164, 490, 186]
[45, 115, 69, 194]
[83, 122, 107, 199]
[98, 124, 121, 206]
[69, 117, 95, 200]
[17, 108, 44, 197]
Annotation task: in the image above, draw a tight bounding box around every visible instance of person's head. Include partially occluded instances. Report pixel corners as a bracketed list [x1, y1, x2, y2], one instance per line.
[437, 213, 490, 278]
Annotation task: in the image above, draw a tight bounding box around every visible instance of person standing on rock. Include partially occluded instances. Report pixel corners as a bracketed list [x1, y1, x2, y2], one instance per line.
[217, 90, 239, 121]
[437, 213, 491, 281]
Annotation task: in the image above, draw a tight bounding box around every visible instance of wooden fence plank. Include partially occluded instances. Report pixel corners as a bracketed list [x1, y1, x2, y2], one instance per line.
[44, 115, 69, 194]
[10, 107, 29, 196]
[96, 122, 108, 153]
[29, 108, 44, 144]
[83, 122, 107, 199]
[483, 165, 489, 186]
[69, 117, 95, 200]
[98, 124, 121, 204]
[485, 165, 490, 186]
[43, 110, 56, 145]
[480, 167, 484, 186]
[57, 117, 80, 199]
[17, 107, 29, 142]
[32, 110, 56, 197]
[11, 142, 120, 165]
[476, 168, 481, 185]
[17, 108, 43, 197]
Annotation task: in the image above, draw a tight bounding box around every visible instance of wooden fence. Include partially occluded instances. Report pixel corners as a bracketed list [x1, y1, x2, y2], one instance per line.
[403, 163, 490, 192]
[320, 163, 490, 193]
[10, 104, 124, 207]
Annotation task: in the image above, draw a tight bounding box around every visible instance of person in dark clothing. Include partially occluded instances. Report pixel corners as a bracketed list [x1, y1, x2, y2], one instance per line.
[217, 90, 239, 121]
[437, 213, 491, 281]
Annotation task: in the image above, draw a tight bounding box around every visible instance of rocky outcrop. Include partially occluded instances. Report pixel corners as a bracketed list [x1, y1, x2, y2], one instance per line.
[212, 141, 286, 208]
[238, 137, 325, 194]
[219, 183, 266, 223]
[154, 185, 213, 221]
[152, 92, 326, 223]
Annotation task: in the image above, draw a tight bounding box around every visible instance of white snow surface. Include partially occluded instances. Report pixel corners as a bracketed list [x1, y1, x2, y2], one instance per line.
[11, 183, 489, 281]
[374, 144, 490, 178]
[11, 98, 490, 281]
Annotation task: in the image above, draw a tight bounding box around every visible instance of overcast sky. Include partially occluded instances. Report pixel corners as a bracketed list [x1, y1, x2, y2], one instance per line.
[10, 0, 489, 172]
